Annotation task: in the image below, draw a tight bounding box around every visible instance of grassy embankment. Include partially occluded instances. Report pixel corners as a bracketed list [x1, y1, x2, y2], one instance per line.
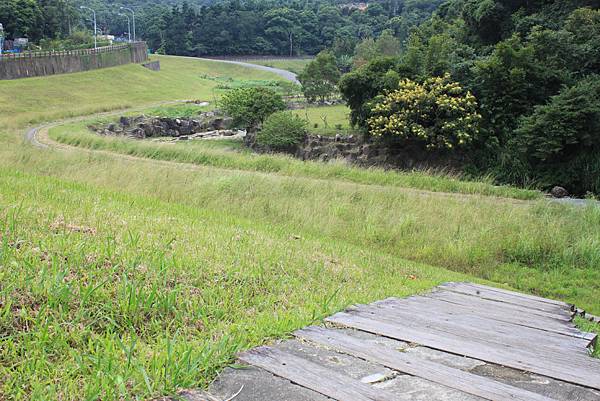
[1, 55, 598, 401]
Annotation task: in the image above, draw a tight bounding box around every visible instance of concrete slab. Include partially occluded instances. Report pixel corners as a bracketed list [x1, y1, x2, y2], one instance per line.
[208, 366, 332, 401]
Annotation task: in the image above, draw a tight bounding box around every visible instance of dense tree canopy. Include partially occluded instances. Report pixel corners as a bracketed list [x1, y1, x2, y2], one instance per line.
[339, 0, 600, 194]
[1, 0, 443, 55]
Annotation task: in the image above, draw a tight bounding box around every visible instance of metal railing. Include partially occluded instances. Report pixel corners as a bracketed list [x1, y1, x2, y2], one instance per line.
[0, 42, 145, 60]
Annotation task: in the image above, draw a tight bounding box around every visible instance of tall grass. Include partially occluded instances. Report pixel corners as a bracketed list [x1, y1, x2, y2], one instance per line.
[50, 123, 541, 200]
[0, 165, 466, 400]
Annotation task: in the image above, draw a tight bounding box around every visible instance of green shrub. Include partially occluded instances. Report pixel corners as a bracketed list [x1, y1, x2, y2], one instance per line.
[219, 87, 286, 129]
[256, 112, 307, 151]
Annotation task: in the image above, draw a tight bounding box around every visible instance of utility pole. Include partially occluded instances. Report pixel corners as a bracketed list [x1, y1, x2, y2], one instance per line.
[118, 13, 131, 42]
[289, 31, 293, 57]
[0, 23, 4, 55]
[80, 6, 97, 49]
[120, 7, 136, 42]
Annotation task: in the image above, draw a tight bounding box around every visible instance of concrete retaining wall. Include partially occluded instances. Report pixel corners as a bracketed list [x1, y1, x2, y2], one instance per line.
[0, 42, 148, 80]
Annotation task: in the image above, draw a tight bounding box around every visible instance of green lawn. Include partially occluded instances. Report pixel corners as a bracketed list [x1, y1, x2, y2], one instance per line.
[294, 104, 354, 135]
[244, 57, 313, 75]
[0, 55, 598, 401]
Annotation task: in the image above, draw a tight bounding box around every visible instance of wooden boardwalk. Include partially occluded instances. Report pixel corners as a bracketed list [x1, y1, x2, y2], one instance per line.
[179, 282, 600, 401]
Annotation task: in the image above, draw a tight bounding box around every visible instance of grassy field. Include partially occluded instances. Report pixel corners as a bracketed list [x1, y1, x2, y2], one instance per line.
[0, 55, 285, 130]
[294, 104, 354, 135]
[244, 57, 313, 75]
[0, 56, 598, 401]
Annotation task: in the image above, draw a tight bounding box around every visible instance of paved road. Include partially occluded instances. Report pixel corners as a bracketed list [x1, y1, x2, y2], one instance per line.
[198, 58, 299, 84]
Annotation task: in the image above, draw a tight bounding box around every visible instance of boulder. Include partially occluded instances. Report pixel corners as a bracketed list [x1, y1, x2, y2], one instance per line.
[550, 186, 569, 198]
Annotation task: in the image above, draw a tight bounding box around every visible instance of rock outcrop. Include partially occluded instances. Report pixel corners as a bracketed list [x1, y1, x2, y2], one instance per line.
[90, 112, 235, 140]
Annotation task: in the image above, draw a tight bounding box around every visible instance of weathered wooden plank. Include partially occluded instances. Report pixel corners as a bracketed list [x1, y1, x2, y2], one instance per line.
[348, 307, 597, 368]
[438, 283, 572, 315]
[326, 311, 600, 390]
[364, 298, 594, 351]
[296, 326, 558, 401]
[428, 289, 572, 322]
[406, 294, 596, 341]
[386, 296, 591, 339]
[347, 308, 599, 369]
[238, 346, 407, 401]
[465, 283, 572, 308]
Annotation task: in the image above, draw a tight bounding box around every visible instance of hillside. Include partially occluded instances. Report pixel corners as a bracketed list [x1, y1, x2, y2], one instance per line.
[0, 55, 598, 400]
[2, 0, 443, 55]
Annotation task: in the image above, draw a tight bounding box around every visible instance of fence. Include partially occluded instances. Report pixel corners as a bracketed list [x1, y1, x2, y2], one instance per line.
[205, 55, 314, 62]
[0, 42, 148, 80]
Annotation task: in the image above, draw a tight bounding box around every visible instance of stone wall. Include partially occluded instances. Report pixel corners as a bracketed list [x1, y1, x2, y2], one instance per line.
[295, 134, 464, 171]
[0, 42, 148, 80]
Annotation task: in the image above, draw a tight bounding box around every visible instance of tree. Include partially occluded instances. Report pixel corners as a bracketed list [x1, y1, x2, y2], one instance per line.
[515, 76, 600, 163]
[472, 35, 566, 143]
[219, 87, 286, 130]
[367, 74, 482, 150]
[298, 51, 341, 103]
[339, 57, 411, 127]
[0, 0, 41, 40]
[354, 29, 401, 68]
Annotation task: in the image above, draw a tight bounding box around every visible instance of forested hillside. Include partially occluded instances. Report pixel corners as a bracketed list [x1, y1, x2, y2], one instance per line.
[338, 0, 600, 194]
[0, 0, 442, 55]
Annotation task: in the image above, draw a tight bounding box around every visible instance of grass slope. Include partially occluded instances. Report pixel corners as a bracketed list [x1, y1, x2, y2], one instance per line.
[294, 104, 354, 136]
[49, 122, 540, 200]
[0, 55, 283, 130]
[0, 55, 598, 400]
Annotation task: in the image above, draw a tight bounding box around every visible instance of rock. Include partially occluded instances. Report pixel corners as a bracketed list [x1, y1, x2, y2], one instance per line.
[129, 128, 145, 139]
[119, 116, 132, 127]
[550, 186, 569, 198]
[211, 117, 234, 130]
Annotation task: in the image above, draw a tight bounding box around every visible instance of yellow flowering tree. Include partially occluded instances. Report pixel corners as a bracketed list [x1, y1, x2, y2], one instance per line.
[367, 74, 482, 150]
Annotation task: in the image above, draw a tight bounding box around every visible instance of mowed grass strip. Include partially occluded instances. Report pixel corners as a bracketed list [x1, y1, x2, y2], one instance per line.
[294, 104, 354, 136]
[49, 122, 541, 200]
[0, 166, 465, 400]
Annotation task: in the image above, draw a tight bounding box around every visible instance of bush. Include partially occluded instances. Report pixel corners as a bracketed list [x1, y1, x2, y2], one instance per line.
[219, 87, 286, 129]
[367, 74, 482, 150]
[256, 112, 307, 151]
